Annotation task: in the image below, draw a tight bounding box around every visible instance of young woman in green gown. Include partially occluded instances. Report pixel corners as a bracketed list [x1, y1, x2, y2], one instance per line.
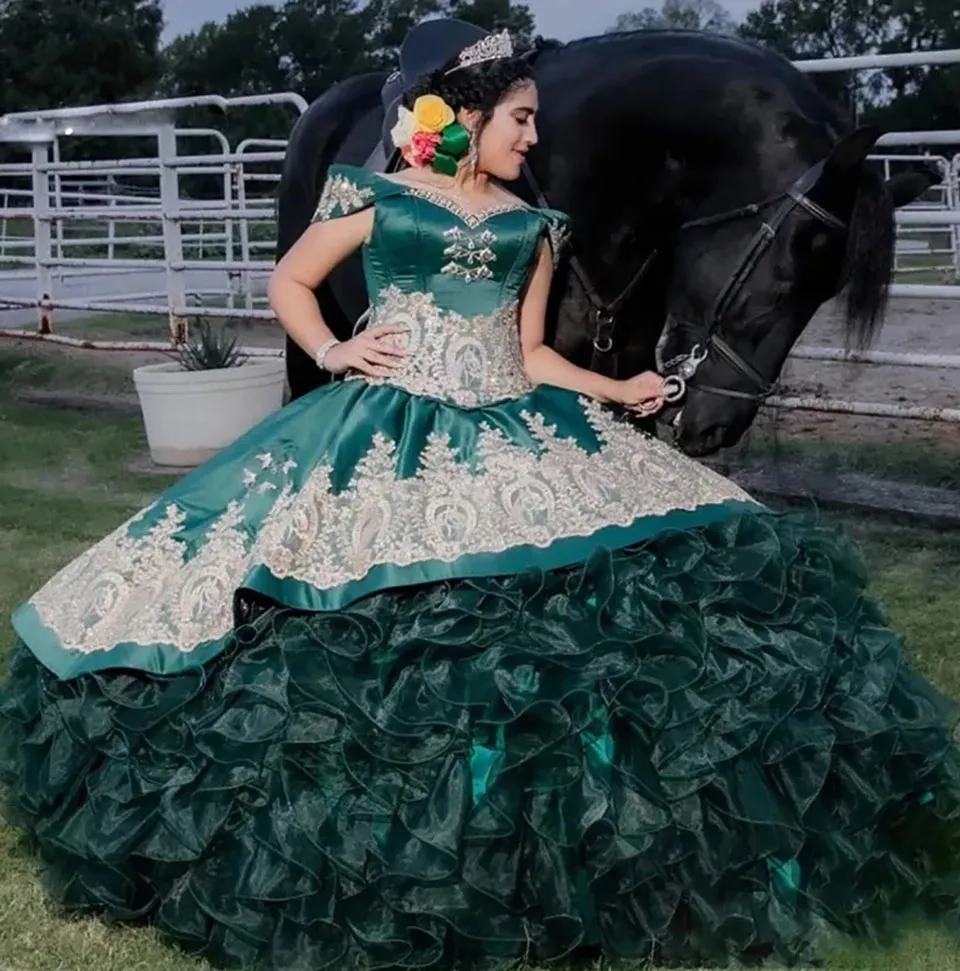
[3, 28, 960, 971]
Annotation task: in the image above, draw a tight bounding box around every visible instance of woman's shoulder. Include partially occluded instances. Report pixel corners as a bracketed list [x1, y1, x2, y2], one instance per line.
[312, 164, 410, 223]
[525, 202, 572, 264]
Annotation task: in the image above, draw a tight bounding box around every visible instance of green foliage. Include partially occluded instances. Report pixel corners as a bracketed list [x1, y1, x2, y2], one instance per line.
[0, 0, 163, 115]
[152, 0, 536, 164]
[738, 0, 960, 127]
[173, 320, 249, 371]
[446, 0, 536, 39]
[608, 0, 736, 34]
[159, 0, 536, 109]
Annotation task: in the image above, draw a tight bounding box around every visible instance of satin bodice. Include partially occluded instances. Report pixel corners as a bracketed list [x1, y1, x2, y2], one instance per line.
[312, 166, 571, 407]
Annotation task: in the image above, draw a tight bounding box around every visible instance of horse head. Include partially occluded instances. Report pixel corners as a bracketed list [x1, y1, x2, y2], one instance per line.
[531, 33, 938, 457]
[656, 119, 937, 455]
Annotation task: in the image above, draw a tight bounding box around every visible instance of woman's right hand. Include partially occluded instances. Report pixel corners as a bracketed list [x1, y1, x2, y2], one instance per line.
[322, 325, 410, 377]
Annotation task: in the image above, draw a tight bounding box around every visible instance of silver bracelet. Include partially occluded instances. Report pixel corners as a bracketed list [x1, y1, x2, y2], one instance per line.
[314, 337, 341, 371]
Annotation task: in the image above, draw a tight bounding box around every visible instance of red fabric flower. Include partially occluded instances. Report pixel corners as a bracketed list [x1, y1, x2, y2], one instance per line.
[405, 130, 441, 168]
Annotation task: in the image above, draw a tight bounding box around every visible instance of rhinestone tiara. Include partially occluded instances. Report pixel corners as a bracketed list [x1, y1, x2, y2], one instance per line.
[445, 30, 514, 74]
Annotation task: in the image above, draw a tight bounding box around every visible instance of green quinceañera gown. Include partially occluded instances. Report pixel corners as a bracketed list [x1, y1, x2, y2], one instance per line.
[3, 164, 960, 969]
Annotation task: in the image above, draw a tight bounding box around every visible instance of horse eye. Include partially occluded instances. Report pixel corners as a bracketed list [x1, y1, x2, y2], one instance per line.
[809, 231, 830, 251]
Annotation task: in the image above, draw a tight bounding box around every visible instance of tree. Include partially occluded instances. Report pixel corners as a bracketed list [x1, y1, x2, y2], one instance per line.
[739, 0, 894, 60]
[361, 0, 447, 62]
[447, 0, 536, 42]
[0, 0, 164, 114]
[159, 5, 289, 99]
[738, 0, 960, 128]
[608, 0, 736, 34]
[160, 0, 537, 106]
[156, 0, 537, 176]
[273, 0, 375, 99]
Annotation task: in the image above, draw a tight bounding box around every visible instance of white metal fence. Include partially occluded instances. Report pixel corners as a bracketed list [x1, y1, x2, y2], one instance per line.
[0, 54, 957, 423]
[0, 93, 304, 336]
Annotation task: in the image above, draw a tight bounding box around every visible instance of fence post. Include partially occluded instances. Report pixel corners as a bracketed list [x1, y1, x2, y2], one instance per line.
[951, 155, 960, 280]
[157, 121, 187, 342]
[51, 137, 65, 279]
[30, 141, 53, 334]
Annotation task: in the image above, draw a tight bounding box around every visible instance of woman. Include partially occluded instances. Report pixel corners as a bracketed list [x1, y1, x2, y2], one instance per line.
[2, 28, 960, 971]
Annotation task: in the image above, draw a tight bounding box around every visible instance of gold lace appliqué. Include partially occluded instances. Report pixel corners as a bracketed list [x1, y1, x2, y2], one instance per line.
[407, 185, 527, 228]
[313, 173, 376, 222]
[346, 287, 532, 407]
[545, 218, 571, 266]
[27, 398, 753, 658]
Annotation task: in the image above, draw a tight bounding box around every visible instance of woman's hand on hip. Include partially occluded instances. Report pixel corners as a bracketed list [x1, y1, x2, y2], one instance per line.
[324, 325, 410, 377]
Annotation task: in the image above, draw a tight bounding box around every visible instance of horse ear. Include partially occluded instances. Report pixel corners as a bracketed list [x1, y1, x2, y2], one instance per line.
[823, 125, 883, 176]
[886, 168, 940, 209]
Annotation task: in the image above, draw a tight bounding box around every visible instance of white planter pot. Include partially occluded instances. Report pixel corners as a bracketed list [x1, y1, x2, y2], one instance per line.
[133, 358, 287, 468]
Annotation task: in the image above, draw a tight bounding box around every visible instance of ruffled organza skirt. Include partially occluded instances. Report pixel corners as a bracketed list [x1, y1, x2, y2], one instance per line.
[3, 507, 960, 969]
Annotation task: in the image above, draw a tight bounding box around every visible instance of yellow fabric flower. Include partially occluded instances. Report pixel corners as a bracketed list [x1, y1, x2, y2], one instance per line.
[413, 95, 455, 134]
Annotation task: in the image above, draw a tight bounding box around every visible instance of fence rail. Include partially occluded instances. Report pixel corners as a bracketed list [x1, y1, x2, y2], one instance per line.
[0, 65, 957, 425]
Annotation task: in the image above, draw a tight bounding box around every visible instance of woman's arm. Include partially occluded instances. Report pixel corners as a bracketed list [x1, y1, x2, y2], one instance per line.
[268, 210, 407, 376]
[519, 241, 665, 409]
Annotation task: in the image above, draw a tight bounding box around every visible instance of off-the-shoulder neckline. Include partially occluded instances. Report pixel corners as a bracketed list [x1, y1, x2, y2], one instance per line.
[330, 164, 568, 229]
[373, 171, 530, 225]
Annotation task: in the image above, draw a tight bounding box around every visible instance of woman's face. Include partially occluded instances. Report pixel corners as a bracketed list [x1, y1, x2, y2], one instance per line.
[470, 81, 539, 182]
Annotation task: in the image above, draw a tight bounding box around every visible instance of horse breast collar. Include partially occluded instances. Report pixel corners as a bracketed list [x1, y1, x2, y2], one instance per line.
[520, 162, 661, 370]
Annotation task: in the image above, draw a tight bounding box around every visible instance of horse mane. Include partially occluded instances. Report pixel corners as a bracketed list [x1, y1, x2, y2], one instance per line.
[841, 167, 894, 348]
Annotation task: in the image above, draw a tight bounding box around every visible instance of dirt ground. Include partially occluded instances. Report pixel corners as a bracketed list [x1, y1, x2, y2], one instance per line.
[3, 296, 959, 451]
[770, 296, 960, 449]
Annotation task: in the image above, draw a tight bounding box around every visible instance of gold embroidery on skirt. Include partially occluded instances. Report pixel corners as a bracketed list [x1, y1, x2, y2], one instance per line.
[28, 398, 753, 657]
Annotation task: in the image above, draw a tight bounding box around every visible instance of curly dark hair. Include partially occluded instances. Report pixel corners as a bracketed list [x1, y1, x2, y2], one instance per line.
[402, 52, 534, 132]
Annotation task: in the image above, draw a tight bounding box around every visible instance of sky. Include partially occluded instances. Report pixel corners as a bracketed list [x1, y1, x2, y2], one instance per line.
[160, 0, 761, 43]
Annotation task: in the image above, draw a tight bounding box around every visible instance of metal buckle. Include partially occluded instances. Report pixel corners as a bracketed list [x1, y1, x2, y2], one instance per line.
[675, 343, 709, 380]
[663, 375, 686, 403]
[592, 310, 615, 353]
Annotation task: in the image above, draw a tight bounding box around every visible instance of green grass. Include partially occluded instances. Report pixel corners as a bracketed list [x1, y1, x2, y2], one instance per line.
[724, 430, 960, 492]
[0, 345, 959, 970]
[893, 247, 960, 284]
[3, 312, 273, 345]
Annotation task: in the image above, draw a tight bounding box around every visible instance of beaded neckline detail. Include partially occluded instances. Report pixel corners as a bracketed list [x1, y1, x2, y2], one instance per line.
[374, 174, 528, 228]
[407, 187, 527, 228]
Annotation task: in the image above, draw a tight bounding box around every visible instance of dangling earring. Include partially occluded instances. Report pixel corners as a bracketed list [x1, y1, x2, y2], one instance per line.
[468, 131, 479, 176]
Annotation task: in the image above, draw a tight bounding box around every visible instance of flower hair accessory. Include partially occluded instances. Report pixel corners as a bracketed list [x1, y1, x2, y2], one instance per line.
[391, 94, 471, 176]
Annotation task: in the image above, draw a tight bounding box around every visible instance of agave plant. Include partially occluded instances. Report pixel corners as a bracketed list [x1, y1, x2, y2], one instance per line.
[173, 319, 249, 371]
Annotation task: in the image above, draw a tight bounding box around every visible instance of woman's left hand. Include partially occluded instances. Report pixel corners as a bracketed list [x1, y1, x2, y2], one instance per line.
[613, 371, 668, 416]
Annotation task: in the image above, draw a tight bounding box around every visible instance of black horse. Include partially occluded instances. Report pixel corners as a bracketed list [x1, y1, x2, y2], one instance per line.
[275, 29, 936, 457]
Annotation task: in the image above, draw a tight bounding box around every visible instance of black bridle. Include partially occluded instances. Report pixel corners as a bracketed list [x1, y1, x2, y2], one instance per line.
[523, 158, 847, 404]
[661, 158, 846, 403]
